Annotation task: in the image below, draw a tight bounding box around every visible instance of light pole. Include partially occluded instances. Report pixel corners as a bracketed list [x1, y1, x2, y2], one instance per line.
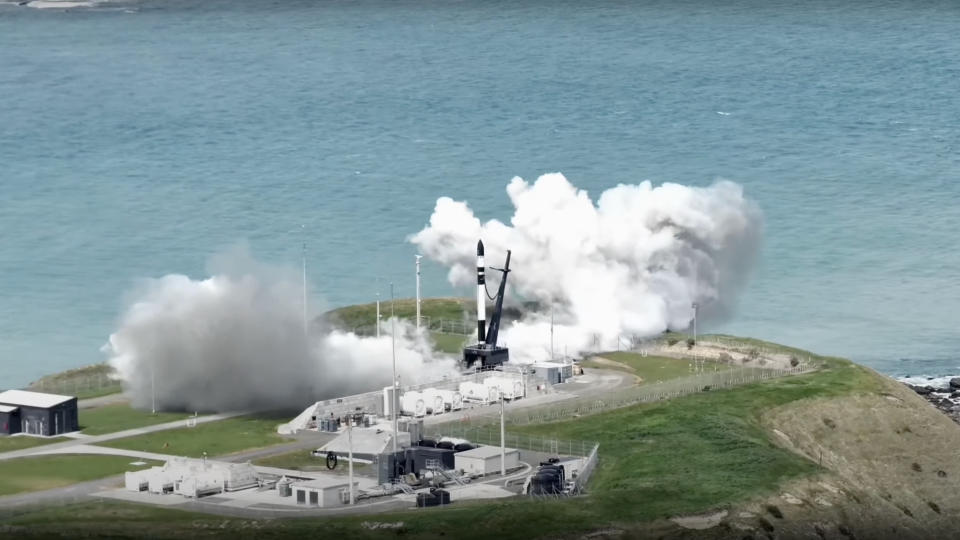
[347, 415, 355, 505]
[415, 255, 422, 332]
[391, 282, 398, 454]
[691, 302, 699, 373]
[500, 395, 506, 477]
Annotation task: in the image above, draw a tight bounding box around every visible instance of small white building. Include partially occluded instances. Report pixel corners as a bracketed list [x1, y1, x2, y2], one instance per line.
[455, 445, 520, 476]
[291, 477, 357, 507]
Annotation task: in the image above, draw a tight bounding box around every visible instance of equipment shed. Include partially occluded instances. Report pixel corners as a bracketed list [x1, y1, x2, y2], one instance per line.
[0, 390, 78, 436]
[455, 445, 519, 476]
[291, 477, 357, 507]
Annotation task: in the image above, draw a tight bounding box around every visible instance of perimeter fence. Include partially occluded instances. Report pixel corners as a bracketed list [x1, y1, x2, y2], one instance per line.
[423, 425, 600, 493]
[24, 373, 121, 399]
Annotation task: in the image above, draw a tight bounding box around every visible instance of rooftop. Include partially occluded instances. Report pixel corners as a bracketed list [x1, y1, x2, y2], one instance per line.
[0, 389, 75, 409]
[291, 477, 356, 489]
[455, 445, 517, 459]
[0, 404, 19, 413]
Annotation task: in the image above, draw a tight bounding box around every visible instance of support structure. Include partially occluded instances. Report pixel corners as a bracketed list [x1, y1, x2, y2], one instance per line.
[463, 240, 512, 370]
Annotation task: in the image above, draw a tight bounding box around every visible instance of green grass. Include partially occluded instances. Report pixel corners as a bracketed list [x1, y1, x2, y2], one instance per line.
[431, 332, 469, 354]
[324, 297, 472, 331]
[80, 404, 189, 436]
[0, 455, 159, 496]
[583, 352, 728, 382]
[26, 362, 122, 400]
[2, 354, 888, 540]
[0, 435, 68, 453]
[101, 414, 289, 458]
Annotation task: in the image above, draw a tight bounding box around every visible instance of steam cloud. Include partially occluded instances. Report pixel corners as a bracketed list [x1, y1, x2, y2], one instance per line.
[411, 173, 762, 363]
[104, 247, 457, 412]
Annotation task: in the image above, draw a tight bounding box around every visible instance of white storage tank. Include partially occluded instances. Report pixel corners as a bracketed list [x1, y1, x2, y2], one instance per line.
[459, 381, 491, 403]
[435, 389, 463, 410]
[483, 376, 524, 400]
[420, 389, 447, 414]
[400, 391, 426, 417]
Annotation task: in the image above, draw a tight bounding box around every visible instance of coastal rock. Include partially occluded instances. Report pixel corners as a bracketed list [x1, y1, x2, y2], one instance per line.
[910, 385, 933, 395]
[950, 377, 960, 389]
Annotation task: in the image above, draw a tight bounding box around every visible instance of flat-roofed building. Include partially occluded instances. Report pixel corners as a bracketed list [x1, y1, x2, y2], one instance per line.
[0, 389, 78, 436]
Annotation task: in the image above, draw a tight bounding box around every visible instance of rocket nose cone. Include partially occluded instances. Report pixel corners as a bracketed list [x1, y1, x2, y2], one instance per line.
[477, 240, 484, 256]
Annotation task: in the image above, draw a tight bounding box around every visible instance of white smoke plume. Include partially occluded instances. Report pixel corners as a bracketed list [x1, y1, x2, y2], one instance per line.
[410, 173, 762, 363]
[104, 246, 457, 412]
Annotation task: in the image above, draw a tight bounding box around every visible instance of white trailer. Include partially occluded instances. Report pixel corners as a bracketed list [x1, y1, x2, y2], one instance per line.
[484, 376, 523, 400]
[419, 388, 447, 414]
[434, 389, 463, 410]
[400, 391, 426, 417]
[459, 381, 498, 404]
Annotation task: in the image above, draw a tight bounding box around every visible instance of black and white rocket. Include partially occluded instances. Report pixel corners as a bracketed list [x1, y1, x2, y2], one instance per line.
[476, 240, 486, 342]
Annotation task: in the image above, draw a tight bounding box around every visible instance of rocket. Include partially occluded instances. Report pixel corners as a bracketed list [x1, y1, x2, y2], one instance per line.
[476, 240, 486, 343]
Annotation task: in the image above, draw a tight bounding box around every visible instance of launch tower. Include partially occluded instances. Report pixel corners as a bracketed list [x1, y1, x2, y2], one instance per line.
[463, 240, 511, 370]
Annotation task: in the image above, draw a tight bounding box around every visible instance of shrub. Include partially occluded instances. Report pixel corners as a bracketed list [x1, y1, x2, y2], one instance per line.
[686, 338, 695, 350]
[719, 352, 733, 363]
[667, 337, 679, 346]
[790, 355, 800, 367]
[747, 348, 760, 360]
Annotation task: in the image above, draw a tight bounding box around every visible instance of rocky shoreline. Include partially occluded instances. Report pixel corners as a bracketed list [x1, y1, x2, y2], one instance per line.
[905, 378, 960, 424]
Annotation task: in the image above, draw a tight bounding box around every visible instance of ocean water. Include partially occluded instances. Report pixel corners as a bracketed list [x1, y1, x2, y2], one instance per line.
[1, 0, 958, 388]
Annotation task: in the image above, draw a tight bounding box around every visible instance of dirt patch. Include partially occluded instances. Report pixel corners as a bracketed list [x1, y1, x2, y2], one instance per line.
[670, 510, 728, 530]
[588, 356, 636, 373]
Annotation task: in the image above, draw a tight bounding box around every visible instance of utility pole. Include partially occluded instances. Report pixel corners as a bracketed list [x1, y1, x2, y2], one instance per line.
[415, 255, 422, 332]
[348, 415, 355, 505]
[500, 395, 506, 477]
[391, 282, 398, 454]
[550, 301, 555, 360]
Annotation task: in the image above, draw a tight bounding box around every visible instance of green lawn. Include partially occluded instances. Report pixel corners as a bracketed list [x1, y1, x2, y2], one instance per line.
[0, 435, 68, 453]
[324, 297, 472, 331]
[0, 455, 160, 496]
[431, 332, 469, 354]
[80, 404, 189, 436]
[101, 415, 289, 458]
[583, 351, 728, 383]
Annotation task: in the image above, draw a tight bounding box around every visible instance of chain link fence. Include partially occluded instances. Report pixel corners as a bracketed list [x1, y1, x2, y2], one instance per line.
[26, 373, 122, 399]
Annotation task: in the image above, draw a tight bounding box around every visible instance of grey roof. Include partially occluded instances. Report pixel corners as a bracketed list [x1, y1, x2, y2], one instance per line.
[0, 389, 75, 408]
[455, 445, 518, 459]
[0, 404, 19, 413]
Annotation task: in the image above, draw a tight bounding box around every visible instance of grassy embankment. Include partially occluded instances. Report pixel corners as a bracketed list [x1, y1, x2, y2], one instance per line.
[582, 351, 729, 382]
[26, 363, 121, 400]
[0, 456, 160, 497]
[326, 297, 473, 355]
[3, 342, 889, 539]
[100, 414, 290, 458]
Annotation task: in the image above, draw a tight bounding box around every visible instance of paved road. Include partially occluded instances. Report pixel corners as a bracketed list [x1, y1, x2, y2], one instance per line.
[0, 412, 246, 462]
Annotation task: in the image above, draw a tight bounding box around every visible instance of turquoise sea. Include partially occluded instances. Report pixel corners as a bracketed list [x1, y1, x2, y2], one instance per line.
[1, 0, 958, 387]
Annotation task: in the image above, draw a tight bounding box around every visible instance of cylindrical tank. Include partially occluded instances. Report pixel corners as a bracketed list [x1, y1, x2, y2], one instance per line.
[400, 391, 426, 417]
[383, 386, 399, 417]
[459, 382, 491, 403]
